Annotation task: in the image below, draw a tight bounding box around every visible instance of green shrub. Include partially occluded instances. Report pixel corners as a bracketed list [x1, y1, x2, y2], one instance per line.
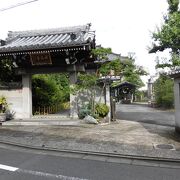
[78, 104, 92, 119]
[0, 96, 8, 113]
[32, 74, 70, 108]
[154, 74, 174, 108]
[95, 103, 109, 118]
[78, 108, 91, 119]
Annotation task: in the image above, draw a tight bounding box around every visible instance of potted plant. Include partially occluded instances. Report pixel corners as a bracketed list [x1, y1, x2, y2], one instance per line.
[0, 96, 8, 122]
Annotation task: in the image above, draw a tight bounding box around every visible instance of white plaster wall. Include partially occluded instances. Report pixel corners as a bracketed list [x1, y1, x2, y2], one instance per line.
[77, 86, 105, 110]
[95, 86, 105, 104]
[22, 74, 32, 119]
[69, 72, 78, 118]
[174, 78, 180, 131]
[0, 89, 23, 119]
[76, 85, 112, 123]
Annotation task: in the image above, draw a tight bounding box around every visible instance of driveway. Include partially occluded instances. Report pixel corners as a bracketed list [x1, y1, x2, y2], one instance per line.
[116, 103, 175, 127]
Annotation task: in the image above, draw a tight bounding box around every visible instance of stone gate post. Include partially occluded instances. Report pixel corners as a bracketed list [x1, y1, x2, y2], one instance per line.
[174, 78, 180, 132]
[105, 84, 111, 123]
[22, 74, 32, 119]
[69, 72, 78, 118]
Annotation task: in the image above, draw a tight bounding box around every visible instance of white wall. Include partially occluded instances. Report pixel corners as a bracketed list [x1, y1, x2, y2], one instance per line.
[174, 78, 180, 132]
[77, 86, 106, 110]
[0, 88, 23, 119]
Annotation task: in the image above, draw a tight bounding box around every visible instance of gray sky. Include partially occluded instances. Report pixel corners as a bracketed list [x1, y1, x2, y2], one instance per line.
[0, 0, 169, 80]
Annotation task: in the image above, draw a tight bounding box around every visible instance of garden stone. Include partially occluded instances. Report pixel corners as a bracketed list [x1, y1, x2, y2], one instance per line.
[84, 115, 98, 124]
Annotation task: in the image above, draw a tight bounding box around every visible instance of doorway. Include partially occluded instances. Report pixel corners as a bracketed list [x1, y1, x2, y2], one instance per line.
[32, 73, 70, 118]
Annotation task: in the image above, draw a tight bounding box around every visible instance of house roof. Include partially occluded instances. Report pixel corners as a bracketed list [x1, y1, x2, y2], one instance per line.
[0, 23, 95, 56]
[94, 45, 129, 63]
[107, 53, 128, 62]
[107, 53, 121, 61]
[111, 81, 136, 88]
[169, 68, 180, 78]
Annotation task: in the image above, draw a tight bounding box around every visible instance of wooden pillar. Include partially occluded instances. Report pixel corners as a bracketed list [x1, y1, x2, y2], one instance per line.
[22, 74, 32, 119]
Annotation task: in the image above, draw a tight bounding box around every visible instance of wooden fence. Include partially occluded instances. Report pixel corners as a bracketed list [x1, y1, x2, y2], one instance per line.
[33, 102, 70, 115]
[33, 104, 62, 115]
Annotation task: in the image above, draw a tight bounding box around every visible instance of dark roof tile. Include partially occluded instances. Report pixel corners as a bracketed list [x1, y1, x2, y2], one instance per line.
[0, 24, 95, 55]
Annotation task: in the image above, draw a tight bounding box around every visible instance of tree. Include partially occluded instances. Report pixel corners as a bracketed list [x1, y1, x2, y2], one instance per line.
[72, 73, 98, 117]
[149, 0, 180, 68]
[135, 90, 148, 102]
[72, 47, 113, 119]
[47, 73, 70, 102]
[75, 48, 147, 110]
[91, 47, 112, 61]
[0, 58, 21, 83]
[32, 74, 69, 108]
[92, 48, 147, 88]
[153, 74, 174, 108]
[120, 58, 147, 88]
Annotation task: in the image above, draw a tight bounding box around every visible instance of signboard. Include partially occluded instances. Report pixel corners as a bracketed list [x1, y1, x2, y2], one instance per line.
[30, 52, 52, 66]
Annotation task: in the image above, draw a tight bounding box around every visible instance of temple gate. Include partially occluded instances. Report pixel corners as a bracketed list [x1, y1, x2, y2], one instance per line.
[0, 24, 96, 119]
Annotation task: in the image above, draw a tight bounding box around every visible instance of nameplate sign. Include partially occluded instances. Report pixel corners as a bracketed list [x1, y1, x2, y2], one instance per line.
[30, 53, 52, 66]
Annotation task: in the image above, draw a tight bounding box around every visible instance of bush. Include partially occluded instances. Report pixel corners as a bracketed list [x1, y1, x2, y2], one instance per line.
[32, 74, 69, 108]
[78, 108, 91, 119]
[154, 74, 174, 108]
[0, 96, 8, 113]
[78, 104, 92, 119]
[95, 103, 109, 118]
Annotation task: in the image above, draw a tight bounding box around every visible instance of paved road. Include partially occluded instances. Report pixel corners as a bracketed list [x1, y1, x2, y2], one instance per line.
[116, 103, 175, 127]
[0, 144, 180, 180]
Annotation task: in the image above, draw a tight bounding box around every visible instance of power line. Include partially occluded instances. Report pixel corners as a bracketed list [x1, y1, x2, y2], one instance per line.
[0, 0, 38, 12]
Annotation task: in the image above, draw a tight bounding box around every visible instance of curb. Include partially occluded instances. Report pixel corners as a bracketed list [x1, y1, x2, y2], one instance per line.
[0, 139, 180, 163]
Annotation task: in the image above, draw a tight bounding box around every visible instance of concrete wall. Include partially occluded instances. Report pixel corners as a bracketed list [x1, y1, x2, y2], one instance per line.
[0, 88, 23, 119]
[174, 78, 180, 132]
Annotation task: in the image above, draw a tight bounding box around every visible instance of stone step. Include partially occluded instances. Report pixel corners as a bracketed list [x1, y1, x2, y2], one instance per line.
[31, 115, 71, 120]
[1, 119, 81, 126]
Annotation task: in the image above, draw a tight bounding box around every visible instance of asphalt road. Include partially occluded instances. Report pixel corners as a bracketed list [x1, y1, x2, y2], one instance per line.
[116, 103, 175, 127]
[0, 144, 180, 180]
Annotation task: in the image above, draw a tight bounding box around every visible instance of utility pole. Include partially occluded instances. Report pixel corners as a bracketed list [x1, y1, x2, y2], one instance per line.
[0, 0, 38, 12]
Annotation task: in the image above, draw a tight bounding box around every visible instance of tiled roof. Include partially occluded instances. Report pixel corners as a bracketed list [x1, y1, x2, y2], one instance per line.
[169, 67, 180, 78]
[111, 81, 136, 88]
[107, 53, 121, 61]
[0, 24, 95, 56]
[107, 54, 129, 62]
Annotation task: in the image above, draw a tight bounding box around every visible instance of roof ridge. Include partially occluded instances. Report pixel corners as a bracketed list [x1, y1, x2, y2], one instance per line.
[7, 23, 91, 39]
